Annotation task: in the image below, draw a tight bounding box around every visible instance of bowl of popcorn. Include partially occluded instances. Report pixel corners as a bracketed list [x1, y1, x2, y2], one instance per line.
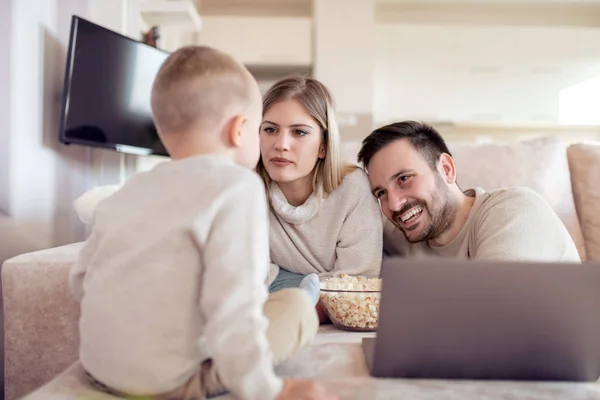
[319, 273, 382, 332]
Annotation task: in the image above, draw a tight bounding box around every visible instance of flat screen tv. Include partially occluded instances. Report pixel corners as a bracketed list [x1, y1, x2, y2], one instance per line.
[59, 15, 170, 157]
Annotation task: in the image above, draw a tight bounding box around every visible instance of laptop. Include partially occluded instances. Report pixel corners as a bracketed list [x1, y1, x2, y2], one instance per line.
[362, 257, 600, 382]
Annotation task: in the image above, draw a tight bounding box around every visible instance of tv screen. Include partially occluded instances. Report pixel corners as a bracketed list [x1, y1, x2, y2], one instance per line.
[59, 15, 169, 157]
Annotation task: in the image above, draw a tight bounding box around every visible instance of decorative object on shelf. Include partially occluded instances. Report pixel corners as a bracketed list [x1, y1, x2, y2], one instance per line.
[142, 26, 161, 48]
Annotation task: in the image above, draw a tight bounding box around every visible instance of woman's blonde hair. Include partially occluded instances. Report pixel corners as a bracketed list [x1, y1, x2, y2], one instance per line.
[256, 75, 356, 198]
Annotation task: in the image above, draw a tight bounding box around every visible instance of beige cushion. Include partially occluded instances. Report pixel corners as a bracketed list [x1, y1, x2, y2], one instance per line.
[0, 212, 45, 265]
[2, 243, 82, 400]
[567, 143, 600, 261]
[449, 136, 586, 260]
[341, 141, 363, 166]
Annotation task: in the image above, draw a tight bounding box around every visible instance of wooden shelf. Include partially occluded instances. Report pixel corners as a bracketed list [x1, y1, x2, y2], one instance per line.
[245, 64, 313, 80]
[140, 0, 202, 29]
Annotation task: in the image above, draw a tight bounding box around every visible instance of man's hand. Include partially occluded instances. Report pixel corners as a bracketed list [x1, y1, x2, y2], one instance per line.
[276, 379, 339, 400]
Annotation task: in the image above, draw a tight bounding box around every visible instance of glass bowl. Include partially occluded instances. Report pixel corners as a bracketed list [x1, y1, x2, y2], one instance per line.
[319, 274, 382, 332]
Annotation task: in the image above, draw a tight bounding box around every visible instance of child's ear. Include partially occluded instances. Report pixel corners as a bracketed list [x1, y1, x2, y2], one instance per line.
[227, 115, 247, 147]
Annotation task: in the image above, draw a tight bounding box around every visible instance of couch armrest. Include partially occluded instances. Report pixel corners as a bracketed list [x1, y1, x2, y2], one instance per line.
[2, 243, 83, 400]
[567, 143, 600, 261]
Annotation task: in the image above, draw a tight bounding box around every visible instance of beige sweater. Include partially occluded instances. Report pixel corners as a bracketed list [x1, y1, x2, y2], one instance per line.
[383, 187, 580, 262]
[269, 168, 383, 280]
[70, 155, 282, 400]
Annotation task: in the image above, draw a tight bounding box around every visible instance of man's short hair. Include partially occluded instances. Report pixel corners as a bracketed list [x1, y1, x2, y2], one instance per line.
[357, 121, 452, 170]
[150, 46, 252, 135]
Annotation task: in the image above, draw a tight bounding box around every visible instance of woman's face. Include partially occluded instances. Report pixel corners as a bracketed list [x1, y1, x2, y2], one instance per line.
[260, 99, 326, 186]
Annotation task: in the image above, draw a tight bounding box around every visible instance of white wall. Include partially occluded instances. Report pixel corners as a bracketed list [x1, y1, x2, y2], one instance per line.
[0, 0, 12, 215]
[2, 0, 146, 248]
[375, 3, 600, 27]
[313, 0, 375, 140]
[9, 0, 72, 245]
[374, 23, 600, 126]
[314, 0, 374, 115]
[194, 16, 312, 66]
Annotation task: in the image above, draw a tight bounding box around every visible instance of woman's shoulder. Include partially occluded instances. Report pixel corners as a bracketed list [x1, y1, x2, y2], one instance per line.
[323, 165, 380, 220]
[338, 166, 372, 193]
[325, 166, 374, 208]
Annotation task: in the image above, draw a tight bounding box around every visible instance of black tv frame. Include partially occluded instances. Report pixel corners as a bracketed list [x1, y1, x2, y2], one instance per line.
[58, 15, 170, 157]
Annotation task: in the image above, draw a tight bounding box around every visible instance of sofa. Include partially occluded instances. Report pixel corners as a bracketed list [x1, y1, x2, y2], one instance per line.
[3, 136, 600, 400]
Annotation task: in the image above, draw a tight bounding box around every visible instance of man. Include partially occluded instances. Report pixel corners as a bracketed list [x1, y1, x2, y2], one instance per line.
[357, 121, 580, 262]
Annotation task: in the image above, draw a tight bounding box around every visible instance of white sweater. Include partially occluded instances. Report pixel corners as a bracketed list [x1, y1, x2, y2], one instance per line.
[268, 168, 383, 280]
[69, 154, 282, 400]
[383, 187, 580, 262]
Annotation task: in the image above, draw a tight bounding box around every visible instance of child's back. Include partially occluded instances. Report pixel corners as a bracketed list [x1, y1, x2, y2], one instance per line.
[72, 154, 267, 394]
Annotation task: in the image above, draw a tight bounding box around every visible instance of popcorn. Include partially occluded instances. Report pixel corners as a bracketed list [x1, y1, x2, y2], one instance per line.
[320, 273, 382, 332]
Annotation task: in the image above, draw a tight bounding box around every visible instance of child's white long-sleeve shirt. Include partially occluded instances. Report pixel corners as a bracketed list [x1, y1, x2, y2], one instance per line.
[69, 154, 283, 400]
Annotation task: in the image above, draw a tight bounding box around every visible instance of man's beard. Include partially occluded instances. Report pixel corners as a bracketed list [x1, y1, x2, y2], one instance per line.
[393, 181, 456, 244]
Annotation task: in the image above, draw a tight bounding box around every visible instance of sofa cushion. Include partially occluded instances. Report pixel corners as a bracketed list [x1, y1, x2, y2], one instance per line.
[449, 136, 585, 260]
[567, 143, 600, 261]
[2, 243, 83, 400]
[342, 136, 586, 260]
[0, 212, 45, 265]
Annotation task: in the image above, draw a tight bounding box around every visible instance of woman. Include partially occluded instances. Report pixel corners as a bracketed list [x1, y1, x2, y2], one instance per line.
[256, 76, 383, 321]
